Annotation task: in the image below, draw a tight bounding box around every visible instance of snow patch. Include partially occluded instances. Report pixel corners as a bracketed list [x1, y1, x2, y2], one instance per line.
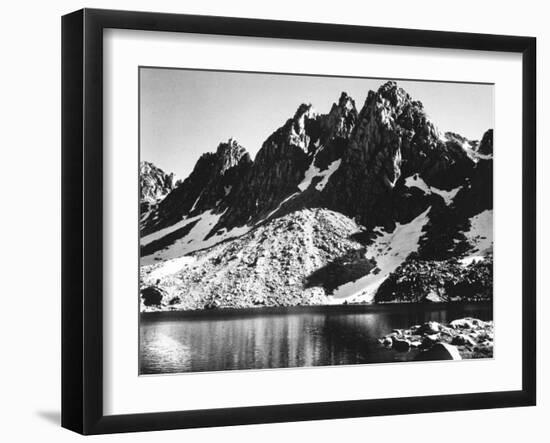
[141, 214, 201, 246]
[316, 159, 342, 191]
[141, 210, 251, 265]
[461, 141, 493, 163]
[147, 255, 198, 280]
[461, 141, 479, 162]
[213, 224, 251, 240]
[298, 158, 342, 192]
[462, 209, 493, 257]
[405, 174, 461, 206]
[459, 256, 486, 266]
[332, 206, 431, 303]
[189, 192, 203, 212]
[425, 292, 442, 302]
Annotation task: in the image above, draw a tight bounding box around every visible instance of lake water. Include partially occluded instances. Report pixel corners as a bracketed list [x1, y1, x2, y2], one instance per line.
[140, 302, 493, 374]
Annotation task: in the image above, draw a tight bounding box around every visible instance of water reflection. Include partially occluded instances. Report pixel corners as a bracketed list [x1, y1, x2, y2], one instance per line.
[140, 303, 493, 374]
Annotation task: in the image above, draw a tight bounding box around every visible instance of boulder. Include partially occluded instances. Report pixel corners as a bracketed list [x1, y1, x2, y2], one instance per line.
[475, 341, 494, 352]
[418, 321, 441, 335]
[438, 326, 454, 337]
[392, 338, 411, 352]
[420, 334, 439, 349]
[479, 331, 494, 341]
[450, 318, 485, 330]
[451, 334, 477, 347]
[205, 299, 221, 310]
[140, 286, 165, 306]
[415, 343, 462, 361]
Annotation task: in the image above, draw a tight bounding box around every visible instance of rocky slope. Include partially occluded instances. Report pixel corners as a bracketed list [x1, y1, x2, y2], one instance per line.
[139, 81, 494, 310]
[140, 209, 368, 310]
[374, 256, 493, 303]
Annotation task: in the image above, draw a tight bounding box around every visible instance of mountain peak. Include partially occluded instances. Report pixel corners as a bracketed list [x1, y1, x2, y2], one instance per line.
[139, 161, 176, 214]
[338, 91, 356, 111]
[293, 103, 316, 121]
[370, 80, 416, 110]
[321, 92, 358, 141]
[477, 129, 493, 155]
[215, 138, 251, 174]
[215, 137, 243, 156]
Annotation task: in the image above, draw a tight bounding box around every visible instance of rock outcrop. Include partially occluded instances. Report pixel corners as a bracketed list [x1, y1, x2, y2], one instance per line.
[477, 129, 493, 155]
[139, 161, 176, 216]
[379, 318, 494, 360]
[140, 286, 165, 307]
[374, 256, 493, 303]
[322, 82, 476, 232]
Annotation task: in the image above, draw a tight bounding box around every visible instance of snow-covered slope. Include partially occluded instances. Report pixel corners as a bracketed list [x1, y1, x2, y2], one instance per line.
[141, 210, 251, 266]
[331, 206, 431, 303]
[461, 209, 493, 263]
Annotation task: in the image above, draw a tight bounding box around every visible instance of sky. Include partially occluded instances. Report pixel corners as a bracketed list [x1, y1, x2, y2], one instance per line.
[140, 67, 494, 181]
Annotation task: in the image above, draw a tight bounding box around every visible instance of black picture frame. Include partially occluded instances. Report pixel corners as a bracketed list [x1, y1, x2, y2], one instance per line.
[61, 8, 537, 435]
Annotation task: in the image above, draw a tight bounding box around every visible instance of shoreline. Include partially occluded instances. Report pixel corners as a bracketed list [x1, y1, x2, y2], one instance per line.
[378, 317, 494, 360]
[139, 300, 493, 320]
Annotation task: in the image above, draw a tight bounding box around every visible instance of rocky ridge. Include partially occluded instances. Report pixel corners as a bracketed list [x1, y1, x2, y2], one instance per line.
[141, 138, 252, 236]
[139, 161, 177, 217]
[139, 81, 494, 310]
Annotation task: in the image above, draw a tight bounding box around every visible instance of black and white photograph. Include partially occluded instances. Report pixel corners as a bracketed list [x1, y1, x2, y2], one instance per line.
[138, 68, 494, 375]
[1, 0, 544, 439]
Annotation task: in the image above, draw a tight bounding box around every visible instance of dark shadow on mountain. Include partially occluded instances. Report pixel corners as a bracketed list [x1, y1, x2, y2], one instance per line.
[314, 137, 348, 170]
[349, 229, 377, 245]
[140, 218, 200, 257]
[304, 248, 376, 293]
